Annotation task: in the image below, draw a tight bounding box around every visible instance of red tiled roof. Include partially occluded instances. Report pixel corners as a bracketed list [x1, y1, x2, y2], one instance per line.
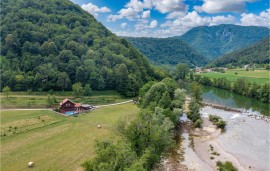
[75, 103, 81, 107]
[60, 98, 69, 105]
[60, 98, 75, 106]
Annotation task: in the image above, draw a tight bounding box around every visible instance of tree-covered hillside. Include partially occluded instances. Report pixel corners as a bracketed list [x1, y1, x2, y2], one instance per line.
[125, 37, 208, 66]
[0, 0, 163, 96]
[211, 36, 270, 67]
[179, 24, 269, 59]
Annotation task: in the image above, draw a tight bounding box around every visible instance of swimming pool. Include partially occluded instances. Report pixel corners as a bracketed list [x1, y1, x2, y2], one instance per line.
[65, 111, 77, 115]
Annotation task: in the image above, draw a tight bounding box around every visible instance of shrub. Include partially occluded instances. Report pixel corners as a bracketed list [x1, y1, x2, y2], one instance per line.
[216, 161, 238, 171]
[195, 119, 202, 128]
[84, 84, 92, 96]
[209, 115, 227, 129]
[216, 120, 227, 129]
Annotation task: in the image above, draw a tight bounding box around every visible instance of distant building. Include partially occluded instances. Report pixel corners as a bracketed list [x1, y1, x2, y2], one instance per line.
[205, 69, 212, 72]
[195, 67, 202, 73]
[59, 98, 92, 114]
[243, 64, 249, 69]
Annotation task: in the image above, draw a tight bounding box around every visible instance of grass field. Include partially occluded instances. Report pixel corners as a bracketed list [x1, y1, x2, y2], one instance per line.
[0, 90, 130, 109]
[0, 103, 139, 171]
[197, 69, 269, 84]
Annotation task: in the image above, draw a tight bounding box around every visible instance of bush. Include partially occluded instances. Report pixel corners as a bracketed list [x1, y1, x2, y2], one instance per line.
[216, 161, 238, 171]
[209, 115, 227, 129]
[216, 120, 227, 129]
[195, 119, 202, 128]
[84, 84, 92, 96]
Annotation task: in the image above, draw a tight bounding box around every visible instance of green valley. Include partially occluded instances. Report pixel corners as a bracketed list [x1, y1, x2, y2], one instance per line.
[197, 69, 269, 84]
[125, 37, 208, 66]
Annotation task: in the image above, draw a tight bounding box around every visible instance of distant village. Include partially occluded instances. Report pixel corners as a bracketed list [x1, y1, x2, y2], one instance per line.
[195, 64, 252, 73]
[194, 67, 227, 73]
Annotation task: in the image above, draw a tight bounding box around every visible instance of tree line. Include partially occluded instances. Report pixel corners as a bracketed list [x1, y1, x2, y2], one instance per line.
[192, 75, 269, 103]
[170, 63, 269, 103]
[82, 78, 187, 170]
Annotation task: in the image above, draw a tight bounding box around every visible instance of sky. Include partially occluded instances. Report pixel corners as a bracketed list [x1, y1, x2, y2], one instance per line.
[70, 0, 269, 37]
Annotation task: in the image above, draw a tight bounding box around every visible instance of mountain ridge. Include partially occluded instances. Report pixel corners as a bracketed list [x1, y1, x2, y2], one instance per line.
[210, 36, 270, 67]
[179, 24, 270, 59]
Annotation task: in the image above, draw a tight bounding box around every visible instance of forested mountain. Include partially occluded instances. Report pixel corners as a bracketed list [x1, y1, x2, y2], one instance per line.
[211, 36, 270, 67]
[179, 24, 269, 59]
[0, 0, 163, 96]
[125, 37, 208, 66]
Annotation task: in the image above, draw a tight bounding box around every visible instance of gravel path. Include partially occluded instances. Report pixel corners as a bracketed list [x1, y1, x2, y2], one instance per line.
[0, 100, 134, 111]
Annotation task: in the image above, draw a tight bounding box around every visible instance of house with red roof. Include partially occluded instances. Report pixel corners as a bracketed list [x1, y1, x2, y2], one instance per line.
[59, 98, 92, 114]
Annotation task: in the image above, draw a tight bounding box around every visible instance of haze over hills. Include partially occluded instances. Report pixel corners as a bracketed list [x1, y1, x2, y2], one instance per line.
[0, 0, 162, 96]
[125, 37, 208, 66]
[179, 24, 270, 59]
[210, 36, 270, 67]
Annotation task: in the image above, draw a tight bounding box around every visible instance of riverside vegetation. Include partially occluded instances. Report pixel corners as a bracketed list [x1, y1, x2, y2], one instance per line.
[192, 72, 269, 103]
[82, 78, 187, 170]
[171, 63, 269, 103]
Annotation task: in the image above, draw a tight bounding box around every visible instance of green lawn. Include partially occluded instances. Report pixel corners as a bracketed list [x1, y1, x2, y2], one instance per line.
[197, 69, 269, 84]
[0, 103, 139, 171]
[0, 90, 130, 109]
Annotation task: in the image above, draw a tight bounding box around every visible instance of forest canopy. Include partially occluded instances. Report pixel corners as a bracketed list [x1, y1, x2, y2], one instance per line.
[0, 0, 164, 96]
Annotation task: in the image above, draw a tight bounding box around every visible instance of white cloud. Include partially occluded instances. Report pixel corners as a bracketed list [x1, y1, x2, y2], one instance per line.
[149, 20, 158, 28]
[108, 0, 150, 21]
[116, 10, 237, 38]
[240, 9, 270, 27]
[166, 11, 186, 19]
[194, 0, 257, 13]
[108, 0, 187, 22]
[121, 23, 128, 28]
[151, 0, 187, 13]
[81, 3, 111, 17]
[142, 10, 151, 18]
[161, 11, 236, 36]
[108, 7, 141, 21]
[135, 19, 158, 32]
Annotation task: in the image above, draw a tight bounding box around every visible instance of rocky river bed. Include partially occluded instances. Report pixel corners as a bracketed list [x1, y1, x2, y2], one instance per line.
[156, 106, 270, 171]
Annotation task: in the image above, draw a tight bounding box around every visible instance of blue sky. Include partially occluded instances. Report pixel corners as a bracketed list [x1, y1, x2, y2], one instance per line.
[71, 0, 269, 37]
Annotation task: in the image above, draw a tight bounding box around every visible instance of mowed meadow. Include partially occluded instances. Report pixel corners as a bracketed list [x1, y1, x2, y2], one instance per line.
[197, 69, 269, 84]
[0, 103, 139, 171]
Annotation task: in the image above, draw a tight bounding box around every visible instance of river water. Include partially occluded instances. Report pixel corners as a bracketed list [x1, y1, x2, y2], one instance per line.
[157, 86, 270, 171]
[201, 86, 269, 116]
[201, 107, 270, 171]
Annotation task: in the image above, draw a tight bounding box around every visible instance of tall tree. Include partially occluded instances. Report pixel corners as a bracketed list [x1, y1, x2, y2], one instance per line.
[84, 84, 92, 96]
[56, 72, 70, 91]
[190, 82, 202, 103]
[2, 86, 11, 99]
[72, 83, 84, 98]
[175, 63, 189, 80]
[115, 64, 129, 94]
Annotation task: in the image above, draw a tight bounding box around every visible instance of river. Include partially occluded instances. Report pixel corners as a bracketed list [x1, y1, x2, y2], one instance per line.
[156, 85, 270, 171]
[201, 86, 269, 116]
